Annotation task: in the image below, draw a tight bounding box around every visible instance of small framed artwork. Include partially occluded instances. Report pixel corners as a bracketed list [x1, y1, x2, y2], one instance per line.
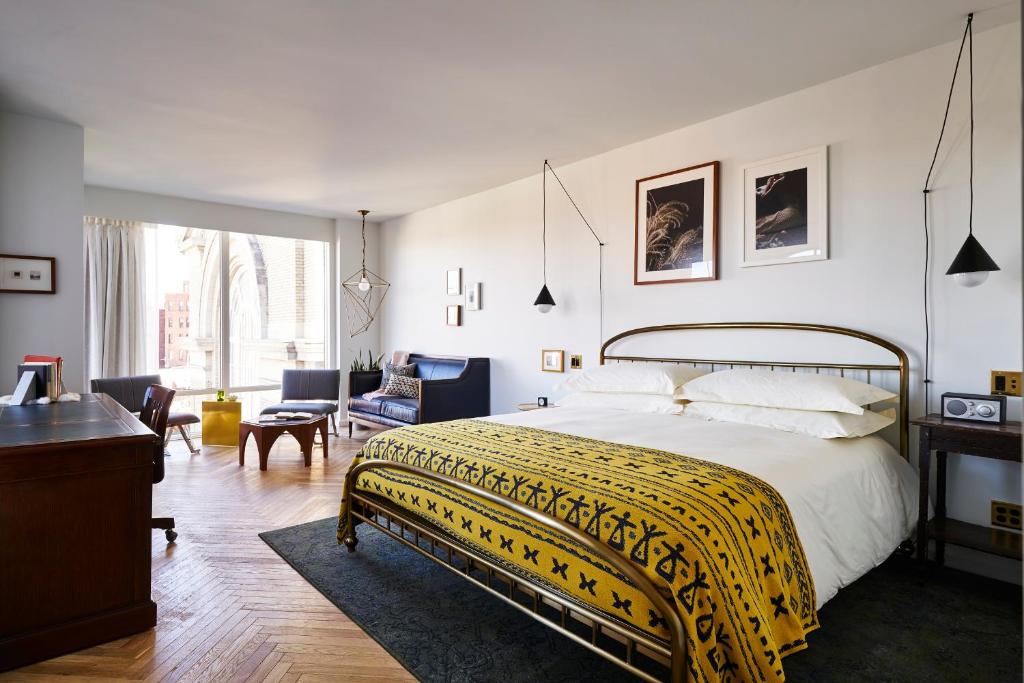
[466, 282, 481, 311]
[446, 268, 462, 295]
[446, 304, 462, 326]
[741, 146, 828, 267]
[541, 349, 564, 373]
[635, 160, 719, 285]
[0, 254, 56, 294]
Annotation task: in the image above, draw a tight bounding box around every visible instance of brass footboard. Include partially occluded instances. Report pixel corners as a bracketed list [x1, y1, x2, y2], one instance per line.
[340, 459, 687, 683]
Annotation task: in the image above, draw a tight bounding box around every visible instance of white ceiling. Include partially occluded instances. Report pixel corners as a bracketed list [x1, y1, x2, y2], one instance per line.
[0, 0, 1017, 220]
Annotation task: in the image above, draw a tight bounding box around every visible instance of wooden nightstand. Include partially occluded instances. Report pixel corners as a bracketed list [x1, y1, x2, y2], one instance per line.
[912, 414, 1022, 565]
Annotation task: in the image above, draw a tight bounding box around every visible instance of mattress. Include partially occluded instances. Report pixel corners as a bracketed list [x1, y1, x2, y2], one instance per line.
[484, 407, 919, 609]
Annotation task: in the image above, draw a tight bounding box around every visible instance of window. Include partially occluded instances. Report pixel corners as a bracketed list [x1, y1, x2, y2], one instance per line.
[140, 224, 331, 418]
[227, 233, 328, 387]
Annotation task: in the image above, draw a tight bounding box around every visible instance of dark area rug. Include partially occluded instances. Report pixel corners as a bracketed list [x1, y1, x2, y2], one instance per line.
[260, 517, 1021, 682]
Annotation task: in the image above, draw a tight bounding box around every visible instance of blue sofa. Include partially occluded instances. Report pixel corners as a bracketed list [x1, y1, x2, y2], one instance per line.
[346, 354, 490, 436]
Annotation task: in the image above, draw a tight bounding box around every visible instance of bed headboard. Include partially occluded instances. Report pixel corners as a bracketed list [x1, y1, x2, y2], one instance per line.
[599, 322, 910, 459]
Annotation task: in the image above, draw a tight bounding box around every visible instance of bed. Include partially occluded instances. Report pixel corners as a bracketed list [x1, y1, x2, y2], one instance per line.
[337, 323, 917, 683]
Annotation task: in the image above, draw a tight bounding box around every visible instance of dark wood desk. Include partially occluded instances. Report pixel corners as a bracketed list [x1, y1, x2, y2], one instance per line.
[912, 414, 1022, 565]
[0, 394, 159, 671]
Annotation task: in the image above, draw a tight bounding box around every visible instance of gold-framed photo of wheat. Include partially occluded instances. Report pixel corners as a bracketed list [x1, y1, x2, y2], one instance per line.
[634, 160, 718, 285]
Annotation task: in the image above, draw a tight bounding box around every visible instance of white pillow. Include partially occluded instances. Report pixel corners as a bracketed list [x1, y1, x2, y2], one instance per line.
[676, 368, 895, 415]
[684, 401, 895, 439]
[558, 391, 686, 414]
[555, 363, 708, 396]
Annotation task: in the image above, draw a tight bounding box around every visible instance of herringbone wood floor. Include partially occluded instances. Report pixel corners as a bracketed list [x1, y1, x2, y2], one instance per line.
[2, 428, 415, 682]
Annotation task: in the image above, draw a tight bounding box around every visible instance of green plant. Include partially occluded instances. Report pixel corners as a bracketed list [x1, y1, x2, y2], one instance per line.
[350, 349, 384, 372]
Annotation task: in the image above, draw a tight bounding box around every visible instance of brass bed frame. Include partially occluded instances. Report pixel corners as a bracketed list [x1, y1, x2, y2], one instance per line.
[340, 322, 910, 683]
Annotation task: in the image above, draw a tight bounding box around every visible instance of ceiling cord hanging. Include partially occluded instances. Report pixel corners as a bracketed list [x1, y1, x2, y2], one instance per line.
[543, 160, 547, 283]
[361, 210, 368, 274]
[921, 13, 971, 414]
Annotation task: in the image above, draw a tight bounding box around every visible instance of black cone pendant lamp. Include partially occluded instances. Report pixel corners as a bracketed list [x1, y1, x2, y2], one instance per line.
[533, 283, 555, 313]
[533, 160, 605, 319]
[931, 13, 1000, 287]
[534, 160, 555, 313]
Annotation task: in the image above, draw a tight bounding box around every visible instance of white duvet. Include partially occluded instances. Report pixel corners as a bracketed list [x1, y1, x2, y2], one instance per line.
[484, 406, 918, 609]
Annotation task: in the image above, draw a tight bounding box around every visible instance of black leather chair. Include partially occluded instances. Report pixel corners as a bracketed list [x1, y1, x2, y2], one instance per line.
[260, 369, 342, 435]
[90, 374, 201, 454]
[347, 355, 490, 436]
[139, 384, 178, 543]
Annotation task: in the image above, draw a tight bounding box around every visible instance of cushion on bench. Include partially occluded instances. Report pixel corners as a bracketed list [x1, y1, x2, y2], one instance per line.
[260, 401, 337, 416]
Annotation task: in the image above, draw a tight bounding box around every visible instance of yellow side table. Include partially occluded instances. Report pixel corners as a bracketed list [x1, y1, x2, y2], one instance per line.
[202, 400, 242, 446]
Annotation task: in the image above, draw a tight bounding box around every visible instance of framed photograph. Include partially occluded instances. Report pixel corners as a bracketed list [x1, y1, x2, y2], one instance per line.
[446, 304, 462, 326]
[635, 160, 718, 285]
[541, 349, 564, 373]
[741, 146, 828, 267]
[465, 282, 481, 311]
[446, 268, 462, 295]
[0, 254, 56, 294]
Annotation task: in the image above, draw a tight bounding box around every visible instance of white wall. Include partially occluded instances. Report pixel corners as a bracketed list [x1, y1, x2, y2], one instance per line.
[0, 112, 85, 390]
[381, 25, 1022, 577]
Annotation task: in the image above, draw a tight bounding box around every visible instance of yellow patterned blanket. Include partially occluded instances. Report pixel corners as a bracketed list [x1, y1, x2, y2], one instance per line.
[338, 420, 817, 682]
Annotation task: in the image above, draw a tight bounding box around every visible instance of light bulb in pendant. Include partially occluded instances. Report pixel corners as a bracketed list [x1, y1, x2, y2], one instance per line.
[358, 275, 371, 292]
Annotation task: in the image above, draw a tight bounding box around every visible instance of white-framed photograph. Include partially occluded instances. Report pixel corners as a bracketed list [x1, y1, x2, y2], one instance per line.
[446, 268, 462, 295]
[446, 304, 462, 326]
[541, 349, 564, 373]
[741, 146, 828, 267]
[0, 254, 56, 294]
[465, 282, 481, 310]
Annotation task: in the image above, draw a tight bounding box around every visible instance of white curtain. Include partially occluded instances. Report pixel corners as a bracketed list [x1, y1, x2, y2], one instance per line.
[85, 216, 147, 380]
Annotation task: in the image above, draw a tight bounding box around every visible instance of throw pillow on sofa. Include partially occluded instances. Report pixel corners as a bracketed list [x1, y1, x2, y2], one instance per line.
[380, 361, 416, 391]
[384, 373, 420, 399]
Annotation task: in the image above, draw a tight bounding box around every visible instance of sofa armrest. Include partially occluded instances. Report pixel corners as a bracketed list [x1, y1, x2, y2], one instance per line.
[419, 358, 490, 423]
[348, 370, 383, 399]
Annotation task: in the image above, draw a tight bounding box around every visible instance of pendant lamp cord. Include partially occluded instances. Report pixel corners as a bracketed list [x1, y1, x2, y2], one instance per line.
[542, 160, 547, 284]
[361, 211, 368, 274]
[922, 13, 971, 414]
[542, 159, 607, 342]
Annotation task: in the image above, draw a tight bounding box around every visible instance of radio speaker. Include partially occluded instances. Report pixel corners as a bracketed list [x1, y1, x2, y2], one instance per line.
[941, 392, 1006, 424]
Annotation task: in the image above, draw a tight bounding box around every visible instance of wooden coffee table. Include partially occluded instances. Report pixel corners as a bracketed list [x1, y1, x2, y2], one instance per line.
[238, 415, 329, 471]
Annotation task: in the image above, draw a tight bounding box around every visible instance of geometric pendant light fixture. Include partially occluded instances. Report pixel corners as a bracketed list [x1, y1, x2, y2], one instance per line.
[342, 209, 390, 337]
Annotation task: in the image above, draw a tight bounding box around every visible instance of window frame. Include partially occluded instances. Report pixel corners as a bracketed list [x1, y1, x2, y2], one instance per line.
[148, 227, 334, 397]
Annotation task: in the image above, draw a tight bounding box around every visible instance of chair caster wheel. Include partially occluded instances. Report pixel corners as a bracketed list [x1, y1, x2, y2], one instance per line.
[165, 529, 178, 543]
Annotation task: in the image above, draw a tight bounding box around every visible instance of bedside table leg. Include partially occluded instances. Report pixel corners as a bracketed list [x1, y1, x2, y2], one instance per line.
[935, 450, 947, 566]
[917, 435, 931, 563]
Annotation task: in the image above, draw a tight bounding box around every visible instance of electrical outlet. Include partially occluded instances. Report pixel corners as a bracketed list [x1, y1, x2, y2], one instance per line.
[570, 354, 583, 370]
[991, 500, 1022, 530]
[991, 370, 1021, 397]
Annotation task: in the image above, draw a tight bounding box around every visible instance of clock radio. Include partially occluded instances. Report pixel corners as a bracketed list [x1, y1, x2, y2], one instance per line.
[941, 392, 1006, 424]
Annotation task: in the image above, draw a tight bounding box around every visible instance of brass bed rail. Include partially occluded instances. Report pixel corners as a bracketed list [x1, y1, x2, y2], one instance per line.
[600, 322, 910, 460]
[341, 459, 687, 683]
[340, 322, 911, 682]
